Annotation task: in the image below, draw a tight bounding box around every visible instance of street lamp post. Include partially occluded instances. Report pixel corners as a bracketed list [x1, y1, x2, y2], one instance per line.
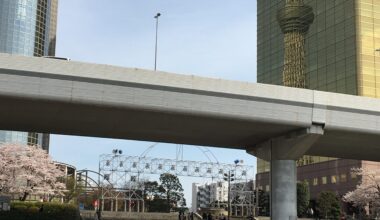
[98, 159, 102, 219]
[154, 13, 161, 71]
[224, 171, 235, 220]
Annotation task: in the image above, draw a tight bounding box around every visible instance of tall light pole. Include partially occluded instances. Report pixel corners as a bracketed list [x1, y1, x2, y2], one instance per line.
[98, 157, 102, 219]
[154, 13, 161, 71]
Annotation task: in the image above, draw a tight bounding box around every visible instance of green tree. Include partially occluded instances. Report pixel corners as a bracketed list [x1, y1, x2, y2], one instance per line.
[148, 198, 169, 212]
[317, 191, 341, 220]
[297, 180, 310, 217]
[142, 181, 161, 200]
[258, 190, 270, 216]
[142, 181, 165, 212]
[64, 176, 83, 203]
[159, 173, 185, 212]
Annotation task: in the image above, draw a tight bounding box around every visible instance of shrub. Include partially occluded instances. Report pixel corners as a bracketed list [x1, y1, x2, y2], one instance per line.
[0, 201, 80, 220]
[297, 180, 310, 217]
[317, 191, 341, 220]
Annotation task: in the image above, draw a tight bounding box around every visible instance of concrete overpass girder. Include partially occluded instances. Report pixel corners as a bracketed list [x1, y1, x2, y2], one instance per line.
[247, 124, 324, 161]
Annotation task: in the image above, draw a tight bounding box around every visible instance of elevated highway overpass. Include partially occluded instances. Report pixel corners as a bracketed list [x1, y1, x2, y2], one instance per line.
[1, 53, 380, 219]
[0, 53, 379, 161]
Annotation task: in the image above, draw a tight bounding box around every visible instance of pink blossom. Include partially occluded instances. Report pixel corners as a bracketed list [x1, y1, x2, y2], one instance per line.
[0, 143, 66, 198]
[343, 168, 380, 208]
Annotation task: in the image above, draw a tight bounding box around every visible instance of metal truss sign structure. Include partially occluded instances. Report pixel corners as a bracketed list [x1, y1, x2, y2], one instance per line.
[98, 154, 255, 215]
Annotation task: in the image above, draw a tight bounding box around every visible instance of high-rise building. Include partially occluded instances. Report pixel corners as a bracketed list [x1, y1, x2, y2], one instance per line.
[256, 0, 380, 202]
[0, 0, 59, 151]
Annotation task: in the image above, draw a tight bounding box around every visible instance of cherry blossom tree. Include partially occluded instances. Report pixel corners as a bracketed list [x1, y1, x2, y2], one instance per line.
[343, 168, 380, 214]
[0, 143, 66, 200]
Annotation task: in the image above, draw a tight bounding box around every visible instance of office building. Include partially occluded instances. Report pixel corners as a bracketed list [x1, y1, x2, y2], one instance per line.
[192, 182, 229, 212]
[257, 0, 380, 201]
[0, 0, 59, 151]
[192, 180, 255, 216]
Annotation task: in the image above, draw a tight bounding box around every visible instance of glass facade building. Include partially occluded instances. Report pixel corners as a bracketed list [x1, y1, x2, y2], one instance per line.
[258, 0, 380, 97]
[256, 0, 380, 199]
[258, 0, 359, 94]
[0, 0, 58, 151]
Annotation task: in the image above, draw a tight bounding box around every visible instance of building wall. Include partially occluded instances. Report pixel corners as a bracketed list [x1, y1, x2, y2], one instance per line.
[191, 183, 200, 212]
[355, 0, 380, 97]
[257, 155, 339, 174]
[257, 159, 361, 200]
[0, 0, 58, 151]
[0, 0, 57, 56]
[256, 0, 361, 175]
[257, 0, 358, 93]
[192, 182, 228, 211]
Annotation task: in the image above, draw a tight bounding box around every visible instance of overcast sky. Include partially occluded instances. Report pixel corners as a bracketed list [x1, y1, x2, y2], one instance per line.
[50, 0, 257, 206]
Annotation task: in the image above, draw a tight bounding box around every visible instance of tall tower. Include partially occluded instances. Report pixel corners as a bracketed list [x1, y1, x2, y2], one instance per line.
[277, 0, 314, 88]
[0, 0, 59, 151]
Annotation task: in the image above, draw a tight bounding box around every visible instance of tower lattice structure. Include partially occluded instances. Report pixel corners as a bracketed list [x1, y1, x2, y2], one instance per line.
[277, 0, 314, 88]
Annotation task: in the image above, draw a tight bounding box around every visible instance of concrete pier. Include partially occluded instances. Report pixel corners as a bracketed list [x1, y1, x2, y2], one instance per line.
[271, 160, 297, 220]
[248, 125, 323, 220]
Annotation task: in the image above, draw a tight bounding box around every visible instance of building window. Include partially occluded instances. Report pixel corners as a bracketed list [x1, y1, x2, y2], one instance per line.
[265, 185, 270, 192]
[341, 174, 347, 182]
[351, 172, 357, 179]
[313, 178, 318, 186]
[322, 176, 327, 185]
[331, 175, 339, 184]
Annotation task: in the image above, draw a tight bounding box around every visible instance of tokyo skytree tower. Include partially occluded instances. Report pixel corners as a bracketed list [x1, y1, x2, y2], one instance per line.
[277, 0, 314, 88]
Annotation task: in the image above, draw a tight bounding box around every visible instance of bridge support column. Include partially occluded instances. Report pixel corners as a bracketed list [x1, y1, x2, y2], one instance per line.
[247, 124, 323, 220]
[271, 160, 296, 220]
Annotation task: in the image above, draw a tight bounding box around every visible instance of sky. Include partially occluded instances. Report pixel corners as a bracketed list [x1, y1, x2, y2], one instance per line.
[50, 0, 257, 207]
